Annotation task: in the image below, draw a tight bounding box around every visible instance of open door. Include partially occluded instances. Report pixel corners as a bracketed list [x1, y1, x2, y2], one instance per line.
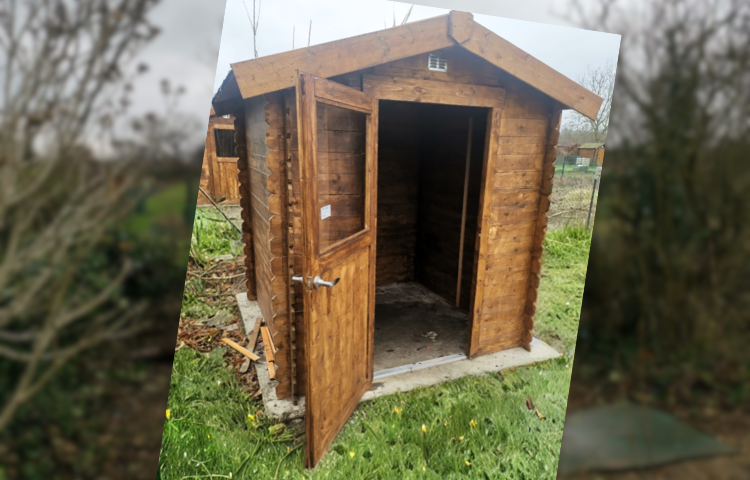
[295, 72, 378, 467]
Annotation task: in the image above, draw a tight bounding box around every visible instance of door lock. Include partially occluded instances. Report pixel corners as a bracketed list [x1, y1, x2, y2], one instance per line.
[313, 276, 340, 289]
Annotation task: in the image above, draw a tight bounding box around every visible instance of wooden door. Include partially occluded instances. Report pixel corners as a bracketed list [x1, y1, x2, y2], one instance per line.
[296, 72, 378, 467]
[211, 125, 241, 204]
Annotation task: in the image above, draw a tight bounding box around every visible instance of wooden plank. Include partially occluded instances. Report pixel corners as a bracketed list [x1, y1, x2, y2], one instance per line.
[456, 117, 473, 307]
[260, 326, 277, 379]
[231, 15, 453, 100]
[363, 74, 505, 108]
[448, 10, 474, 44]
[457, 22, 603, 120]
[220, 338, 260, 361]
[467, 107, 501, 357]
[261, 326, 278, 355]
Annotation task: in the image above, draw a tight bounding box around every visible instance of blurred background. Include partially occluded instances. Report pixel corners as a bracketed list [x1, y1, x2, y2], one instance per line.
[557, 0, 750, 478]
[0, 0, 224, 478]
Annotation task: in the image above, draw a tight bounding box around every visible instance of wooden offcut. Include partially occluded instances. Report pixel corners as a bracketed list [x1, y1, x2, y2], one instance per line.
[220, 337, 260, 361]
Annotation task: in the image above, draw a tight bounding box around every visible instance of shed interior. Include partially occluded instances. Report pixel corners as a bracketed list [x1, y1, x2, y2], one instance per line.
[372, 101, 489, 372]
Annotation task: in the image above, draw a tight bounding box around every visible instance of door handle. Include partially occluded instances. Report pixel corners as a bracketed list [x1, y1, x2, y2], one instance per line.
[292, 276, 303, 283]
[313, 276, 340, 289]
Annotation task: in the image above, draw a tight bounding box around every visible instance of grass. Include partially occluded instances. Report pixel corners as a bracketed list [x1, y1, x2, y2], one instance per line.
[180, 207, 244, 320]
[535, 227, 592, 357]
[159, 225, 592, 479]
[190, 207, 243, 261]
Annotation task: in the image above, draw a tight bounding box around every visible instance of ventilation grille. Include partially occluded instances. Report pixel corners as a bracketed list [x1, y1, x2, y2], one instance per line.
[427, 53, 448, 72]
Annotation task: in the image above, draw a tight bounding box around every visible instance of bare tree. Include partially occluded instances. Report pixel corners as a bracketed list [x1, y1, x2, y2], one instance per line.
[0, 0, 163, 431]
[561, 58, 616, 144]
[242, 0, 261, 58]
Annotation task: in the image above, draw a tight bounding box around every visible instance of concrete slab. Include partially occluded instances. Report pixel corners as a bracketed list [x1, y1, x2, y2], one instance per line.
[361, 337, 560, 402]
[235, 289, 561, 421]
[374, 283, 468, 371]
[235, 293, 263, 334]
[235, 292, 306, 422]
[254, 346, 306, 422]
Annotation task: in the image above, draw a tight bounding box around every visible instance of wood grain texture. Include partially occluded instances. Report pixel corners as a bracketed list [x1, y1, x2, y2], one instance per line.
[363, 74, 505, 108]
[520, 106, 562, 350]
[296, 73, 378, 468]
[416, 105, 485, 310]
[459, 22, 603, 120]
[448, 10, 474, 44]
[231, 15, 453, 100]
[375, 101, 420, 285]
[234, 107, 257, 301]
[470, 85, 556, 356]
[467, 107, 501, 357]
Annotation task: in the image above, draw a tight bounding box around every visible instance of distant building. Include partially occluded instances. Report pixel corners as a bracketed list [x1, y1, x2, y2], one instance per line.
[197, 108, 239, 205]
[577, 142, 605, 166]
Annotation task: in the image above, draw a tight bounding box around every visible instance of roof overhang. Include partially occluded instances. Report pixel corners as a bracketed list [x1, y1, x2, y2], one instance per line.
[212, 11, 603, 120]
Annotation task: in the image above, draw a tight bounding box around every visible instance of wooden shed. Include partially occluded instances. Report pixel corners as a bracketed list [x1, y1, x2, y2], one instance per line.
[197, 108, 241, 205]
[212, 11, 602, 467]
[578, 142, 605, 167]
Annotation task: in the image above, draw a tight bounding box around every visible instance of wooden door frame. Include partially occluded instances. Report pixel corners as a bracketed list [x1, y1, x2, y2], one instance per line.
[363, 75, 504, 359]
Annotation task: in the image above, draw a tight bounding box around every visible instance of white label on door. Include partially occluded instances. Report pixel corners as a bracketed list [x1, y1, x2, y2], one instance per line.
[320, 204, 331, 220]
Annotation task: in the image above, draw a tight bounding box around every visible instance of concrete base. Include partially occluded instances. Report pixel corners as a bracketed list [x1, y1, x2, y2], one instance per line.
[235, 291, 560, 422]
[236, 292, 263, 334]
[236, 292, 306, 422]
[361, 337, 560, 402]
[254, 343, 307, 422]
[374, 283, 468, 371]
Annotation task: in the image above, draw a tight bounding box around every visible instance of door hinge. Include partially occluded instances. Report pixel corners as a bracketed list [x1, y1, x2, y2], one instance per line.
[306, 276, 312, 291]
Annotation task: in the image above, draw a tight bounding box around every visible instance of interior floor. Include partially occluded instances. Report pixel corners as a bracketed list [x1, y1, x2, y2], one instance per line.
[373, 282, 469, 372]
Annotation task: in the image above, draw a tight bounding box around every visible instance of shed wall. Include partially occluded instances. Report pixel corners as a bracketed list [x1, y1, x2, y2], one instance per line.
[248, 48, 563, 399]
[472, 80, 559, 355]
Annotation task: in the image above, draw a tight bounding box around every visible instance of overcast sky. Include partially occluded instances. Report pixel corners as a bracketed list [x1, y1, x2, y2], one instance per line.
[124, 0, 620, 151]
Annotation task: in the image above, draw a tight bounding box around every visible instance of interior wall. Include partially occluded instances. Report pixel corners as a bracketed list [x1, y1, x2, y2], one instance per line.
[415, 105, 487, 310]
[374, 101, 487, 310]
[376, 102, 422, 285]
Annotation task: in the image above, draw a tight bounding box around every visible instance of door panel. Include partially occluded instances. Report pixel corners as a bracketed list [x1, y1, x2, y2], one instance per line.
[296, 71, 378, 468]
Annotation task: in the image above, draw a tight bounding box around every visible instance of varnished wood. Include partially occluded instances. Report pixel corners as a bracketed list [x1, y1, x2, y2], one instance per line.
[467, 107, 500, 357]
[456, 117, 473, 307]
[232, 16, 453, 100]
[448, 10, 474, 44]
[457, 22, 603, 120]
[218, 12, 603, 120]
[363, 74, 505, 108]
[297, 72, 378, 468]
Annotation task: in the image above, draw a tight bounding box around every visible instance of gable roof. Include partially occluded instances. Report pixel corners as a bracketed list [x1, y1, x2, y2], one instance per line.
[213, 11, 603, 120]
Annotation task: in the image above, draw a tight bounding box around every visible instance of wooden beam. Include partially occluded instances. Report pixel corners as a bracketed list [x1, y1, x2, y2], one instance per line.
[455, 23, 604, 120]
[363, 74, 505, 108]
[448, 11, 474, 44]
[231, 15, 454, 100]
[456, 116, 474, 307]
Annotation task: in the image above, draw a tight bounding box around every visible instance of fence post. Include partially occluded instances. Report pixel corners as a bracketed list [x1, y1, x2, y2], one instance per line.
[561, 157, 566, 177]
[586, 175, 600, 230]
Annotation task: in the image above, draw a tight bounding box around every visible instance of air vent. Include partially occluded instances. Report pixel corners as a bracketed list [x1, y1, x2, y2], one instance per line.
[427, 53, 448, 72]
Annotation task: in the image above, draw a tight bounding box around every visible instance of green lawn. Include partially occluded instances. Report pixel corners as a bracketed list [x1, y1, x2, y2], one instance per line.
[159, 227, 591, 480]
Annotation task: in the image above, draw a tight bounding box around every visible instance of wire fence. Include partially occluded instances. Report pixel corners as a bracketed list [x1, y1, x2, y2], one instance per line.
[548, 155, 602, 231]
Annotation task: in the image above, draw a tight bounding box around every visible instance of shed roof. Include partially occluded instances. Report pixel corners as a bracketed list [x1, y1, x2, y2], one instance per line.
[579, 142, 605, 149]
[213, 11, 603, 120]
